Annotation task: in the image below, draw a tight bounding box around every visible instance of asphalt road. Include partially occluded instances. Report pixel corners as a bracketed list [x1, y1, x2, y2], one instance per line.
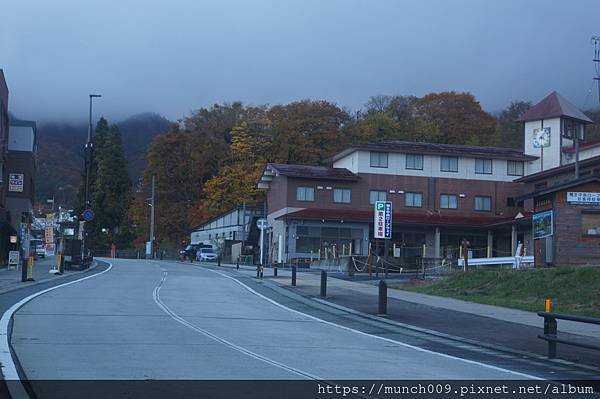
[10, 259, 534, 382]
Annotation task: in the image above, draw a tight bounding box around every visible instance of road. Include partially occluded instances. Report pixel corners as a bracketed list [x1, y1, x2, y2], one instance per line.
[9, 259, 536, 382]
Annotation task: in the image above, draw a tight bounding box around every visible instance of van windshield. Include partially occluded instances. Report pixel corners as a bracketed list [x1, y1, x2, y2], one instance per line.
[201, 248, 215, 254]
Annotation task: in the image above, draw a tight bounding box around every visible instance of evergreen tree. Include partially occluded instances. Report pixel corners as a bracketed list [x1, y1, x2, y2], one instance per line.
[86, 123, 133, 251]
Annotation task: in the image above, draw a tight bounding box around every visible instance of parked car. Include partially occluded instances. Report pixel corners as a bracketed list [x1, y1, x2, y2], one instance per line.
[196, 247, 217, 262]
[36, 245, 46, 258]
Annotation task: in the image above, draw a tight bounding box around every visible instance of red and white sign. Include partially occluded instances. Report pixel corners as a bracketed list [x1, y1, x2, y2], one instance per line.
[45, 226, 54, 244]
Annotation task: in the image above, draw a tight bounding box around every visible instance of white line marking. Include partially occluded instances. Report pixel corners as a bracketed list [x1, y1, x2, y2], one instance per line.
[0, 262, 113, 397]
[205, 267, 542, 380]
[152, 270, 322, 380]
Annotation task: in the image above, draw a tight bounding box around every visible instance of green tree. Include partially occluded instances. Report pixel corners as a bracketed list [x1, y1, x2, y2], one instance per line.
[495, 101, 532, 149]
[87, 123, 133, 251]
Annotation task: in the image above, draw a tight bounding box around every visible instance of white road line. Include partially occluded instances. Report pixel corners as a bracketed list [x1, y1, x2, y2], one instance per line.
[205, 267, 542, 380]
[0, 262, 113, 398]
[152, 270, 322, 380]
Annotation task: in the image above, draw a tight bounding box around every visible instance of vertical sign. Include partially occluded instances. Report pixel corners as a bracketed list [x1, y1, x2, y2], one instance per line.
[45, 226, 54, 244]
[374, 201, 392, 239]
[8, 173, 24, 192]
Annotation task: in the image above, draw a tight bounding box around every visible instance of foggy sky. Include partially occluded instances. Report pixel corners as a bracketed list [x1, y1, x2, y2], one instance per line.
[1, 0, 600, 123]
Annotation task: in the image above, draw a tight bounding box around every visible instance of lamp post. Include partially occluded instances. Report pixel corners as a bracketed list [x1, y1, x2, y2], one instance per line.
[82, 94, 101, 262]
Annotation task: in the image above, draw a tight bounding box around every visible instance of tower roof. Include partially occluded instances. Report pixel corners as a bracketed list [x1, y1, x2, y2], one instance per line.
[519, 91, 593, 123]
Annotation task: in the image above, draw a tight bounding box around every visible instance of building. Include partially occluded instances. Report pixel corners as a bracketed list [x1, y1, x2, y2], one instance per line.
[190, 205, 264, 260]
[6, 118, 37, 239]
[0, 71, 12, 263]
[258, 91, 600, 267]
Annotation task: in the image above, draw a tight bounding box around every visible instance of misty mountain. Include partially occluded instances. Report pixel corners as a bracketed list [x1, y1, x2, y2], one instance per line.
[35, 112, 171, 206]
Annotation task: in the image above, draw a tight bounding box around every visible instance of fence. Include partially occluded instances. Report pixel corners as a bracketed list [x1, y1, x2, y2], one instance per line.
[537, 312, 600, 359]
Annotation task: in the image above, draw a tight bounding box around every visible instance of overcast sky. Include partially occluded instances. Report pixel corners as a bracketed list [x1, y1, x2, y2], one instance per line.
[1, 0, 600, 123]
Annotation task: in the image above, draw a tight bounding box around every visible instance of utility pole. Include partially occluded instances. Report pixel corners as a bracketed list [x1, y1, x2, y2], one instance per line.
[149, 175, 156, 259]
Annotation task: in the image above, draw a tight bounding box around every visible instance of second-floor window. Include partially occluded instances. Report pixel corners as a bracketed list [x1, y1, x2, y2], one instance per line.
[370, 151, 388, 168]
[507, 160, 524, 176]
[474, 196, 492, 211]
[334, 188, 352, 203]
[405, 153, 424, 170]
[475, 158, 492, 174]
[296, 186, 315, 202]
[405, 192, 423, 208]
[440, 194, 458, 209]
[369, 190, 387, 205]
[440, 156, 458, 172]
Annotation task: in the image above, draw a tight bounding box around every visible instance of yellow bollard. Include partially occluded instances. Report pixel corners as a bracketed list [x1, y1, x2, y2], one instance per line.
[56, 254, 61, 273]
[349, 242, 352, 256]
[544, 298, 552, 313]
[27, 256, 34, 281]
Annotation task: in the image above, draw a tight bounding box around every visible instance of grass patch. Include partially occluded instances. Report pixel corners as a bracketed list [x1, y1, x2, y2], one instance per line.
[398, 267, 600, 317]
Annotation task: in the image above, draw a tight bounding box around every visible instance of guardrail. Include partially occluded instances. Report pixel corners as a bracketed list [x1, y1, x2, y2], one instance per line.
[457, 256, 534, 269]
[537, 312, 600, 358]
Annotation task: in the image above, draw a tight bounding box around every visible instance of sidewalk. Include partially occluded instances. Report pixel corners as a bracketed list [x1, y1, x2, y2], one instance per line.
[0, 256, 87, 295]
[215, 262, 600, 339]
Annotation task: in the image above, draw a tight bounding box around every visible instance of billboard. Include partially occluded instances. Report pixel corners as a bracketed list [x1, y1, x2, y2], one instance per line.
[533, 210, 553, 239]
[374, 201, 392, 239]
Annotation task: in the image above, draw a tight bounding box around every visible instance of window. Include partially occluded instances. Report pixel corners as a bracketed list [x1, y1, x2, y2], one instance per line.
[370, 152, 388, 168]
[296, 186, 315, 202]
[475, 158, 492, 174]
[506, 197, 516, 207]
[582, 212, 600, 236]
[440, 194, 457, 209]
[334, 188, 352, 203]
[440, 156, 458, 172]
[405, 153, 424, 170]
[369, 190, 387, 205]
[405, 192, 423, 208]
[474, 196, 492, 211]
[507, 160, 524, 176]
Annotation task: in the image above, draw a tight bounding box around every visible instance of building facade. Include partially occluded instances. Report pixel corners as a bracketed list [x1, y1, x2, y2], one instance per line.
[258, 91, 600, 267]
[0, 70, 11, 263]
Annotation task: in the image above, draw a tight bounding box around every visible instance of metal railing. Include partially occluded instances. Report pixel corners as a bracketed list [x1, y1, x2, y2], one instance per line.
[537, 312, 600, 358]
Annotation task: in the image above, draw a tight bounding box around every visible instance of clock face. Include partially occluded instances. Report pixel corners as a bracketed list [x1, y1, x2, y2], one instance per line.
[532, 127, 551, 148]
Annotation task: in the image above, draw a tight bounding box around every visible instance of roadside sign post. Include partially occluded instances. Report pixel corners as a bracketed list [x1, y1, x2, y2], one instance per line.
[374, 201, 392, 277]
[257, 218, 267, 267]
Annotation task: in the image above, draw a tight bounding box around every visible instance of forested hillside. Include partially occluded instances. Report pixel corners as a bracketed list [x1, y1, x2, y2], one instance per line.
[36, 112, 170, 205]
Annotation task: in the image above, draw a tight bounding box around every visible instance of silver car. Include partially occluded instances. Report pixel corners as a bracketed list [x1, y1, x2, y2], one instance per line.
[196, 247, 217, 261]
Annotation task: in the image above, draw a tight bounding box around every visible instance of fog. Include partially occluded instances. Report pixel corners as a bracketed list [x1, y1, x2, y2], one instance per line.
[1, 0, 599, 122]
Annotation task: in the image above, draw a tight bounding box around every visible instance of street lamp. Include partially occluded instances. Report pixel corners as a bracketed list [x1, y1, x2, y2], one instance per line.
[82, 94, 101, 263]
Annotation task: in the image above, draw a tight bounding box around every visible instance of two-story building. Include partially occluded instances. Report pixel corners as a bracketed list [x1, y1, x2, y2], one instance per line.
[259, 142, 536, 263]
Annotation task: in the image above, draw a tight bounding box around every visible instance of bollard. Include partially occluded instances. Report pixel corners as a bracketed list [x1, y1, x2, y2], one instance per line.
[236, 259, 240, 270]
[260, 265, 264, 279]
[21, 259, 28, 282]
[218, 256, 221, 267]
[320, 270, 327, 298]
[543, 315, 558, 358]
[27, 257, 35, 281]
[256, 266, 260, 279]
[291, 266, 297, 286]
[274, 266, 278, 277]
[378, 280, 387, 315]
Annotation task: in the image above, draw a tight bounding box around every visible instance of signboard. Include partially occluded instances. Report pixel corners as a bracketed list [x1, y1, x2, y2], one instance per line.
[45, 244, 56, 256]
[256, 218, 267, 230]
[532, 127, 551, 149]
[8, 251, 20, 267]
[45, 226, 54, 244]
[145, 241, 152, 256]
[8, 173, 24, 192]
[533, 210, 553, 239]
[567, 192, 600, 205]
[374, 201, 392, 239]
[82, 209, 95, 222]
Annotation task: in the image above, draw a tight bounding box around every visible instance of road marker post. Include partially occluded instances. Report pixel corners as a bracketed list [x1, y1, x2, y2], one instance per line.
[291, 265, 297, 286]
[378, 280, 387, 316]
[21, 259, 27, 282]
[273, 266, 277, 277]
[320, 270, 327, 298]
[27, 256, 34, 281]
[544, 298, 552, 313]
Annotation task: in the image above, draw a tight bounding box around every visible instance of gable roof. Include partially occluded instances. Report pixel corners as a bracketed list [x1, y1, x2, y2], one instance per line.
[519, 91, 593, 123]
[266, 163, 359, 181]
[327, 140, 536, 163]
